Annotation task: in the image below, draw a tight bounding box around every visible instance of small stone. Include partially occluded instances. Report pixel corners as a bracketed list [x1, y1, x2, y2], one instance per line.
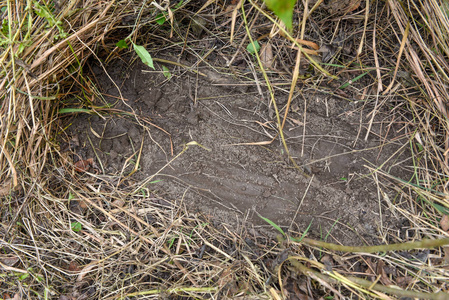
[262, 189, 271, 198]
[186, 111, 199, 125]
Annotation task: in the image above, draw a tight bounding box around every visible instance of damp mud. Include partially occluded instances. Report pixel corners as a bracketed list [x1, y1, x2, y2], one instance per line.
[66, 57, 411, 245]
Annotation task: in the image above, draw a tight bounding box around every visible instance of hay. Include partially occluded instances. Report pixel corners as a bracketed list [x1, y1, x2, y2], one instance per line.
[1, 0, 449, 299]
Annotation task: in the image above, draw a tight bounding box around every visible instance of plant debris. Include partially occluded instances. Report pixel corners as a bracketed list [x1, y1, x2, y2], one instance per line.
[1, 0, 449, 299]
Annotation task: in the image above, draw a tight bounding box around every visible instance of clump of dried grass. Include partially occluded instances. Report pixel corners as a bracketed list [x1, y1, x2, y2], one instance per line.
[381, 0, 449, 234]
[0, 0, 117, 193]
[1, 0, 449, 299]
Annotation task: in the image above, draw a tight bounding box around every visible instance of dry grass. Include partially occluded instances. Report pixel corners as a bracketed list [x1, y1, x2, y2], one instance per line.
[1, 0, 449, 299]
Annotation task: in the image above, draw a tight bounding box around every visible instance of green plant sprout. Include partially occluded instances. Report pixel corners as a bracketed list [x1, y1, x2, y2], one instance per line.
[71, 222, 82, 232]
[247, 40, 261, 54]
[264, 0, 298, 30]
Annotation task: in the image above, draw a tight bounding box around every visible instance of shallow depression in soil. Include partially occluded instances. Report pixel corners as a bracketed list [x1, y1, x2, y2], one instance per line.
[68, 59, 411, 245]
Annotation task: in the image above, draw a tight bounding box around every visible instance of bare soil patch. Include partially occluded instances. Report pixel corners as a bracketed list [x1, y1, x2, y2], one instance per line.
[66, 57, 411, 245]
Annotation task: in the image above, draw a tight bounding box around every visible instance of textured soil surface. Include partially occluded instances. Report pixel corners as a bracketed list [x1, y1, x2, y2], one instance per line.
[66, 57, 411, 245]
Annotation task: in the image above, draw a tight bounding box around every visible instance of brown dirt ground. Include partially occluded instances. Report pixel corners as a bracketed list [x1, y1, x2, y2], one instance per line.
[65, 56, 412, 246]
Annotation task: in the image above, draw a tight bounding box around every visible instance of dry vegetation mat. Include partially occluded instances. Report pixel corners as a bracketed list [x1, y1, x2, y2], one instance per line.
[1, 0, 449, 299]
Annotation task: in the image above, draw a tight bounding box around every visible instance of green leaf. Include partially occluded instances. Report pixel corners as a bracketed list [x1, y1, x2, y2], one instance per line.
[33, 1, 66, 38]
[71, 222, 82, 232]
[155, 13, 166, 25]
[1, 18, 9, 36]
[416, 143, 424, 152]
[289, 220, 313, 242]
[149, 179, 163, 184]
[246, 40, 261, 54]
[264, 0, 298, 30]
[59, 108, 93, 114]
[259, 214, 286, 237]
[432, 203, 449, 215]
[18, 272, 30, 281]
[17, 43, 25, 55]
[162, 65, 171, 79]
[175, 0, 184, 8]
[339, 71, 370, 89]
[168, 237, 176, 248]
[33, 2, 54, 24]
[116, 39, 128, 49]
[35, 273, 44, 282]
[133, 43, 155, 69]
